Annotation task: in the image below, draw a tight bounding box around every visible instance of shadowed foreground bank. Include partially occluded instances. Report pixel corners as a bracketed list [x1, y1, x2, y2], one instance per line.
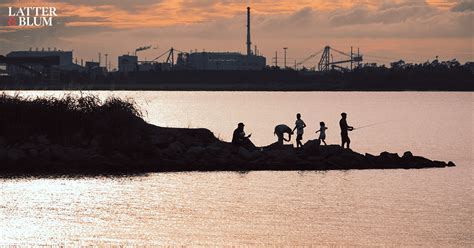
[0, 94, 455, 175]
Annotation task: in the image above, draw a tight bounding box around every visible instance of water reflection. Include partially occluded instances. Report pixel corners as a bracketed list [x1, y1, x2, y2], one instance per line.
[0, 91, 471, 245]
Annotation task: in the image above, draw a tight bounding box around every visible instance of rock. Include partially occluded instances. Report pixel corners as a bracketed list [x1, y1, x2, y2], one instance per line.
[167, 141, 186, 154]
[50, 145, 67, 161]
[378, 151, 402, 167]
[365, 153, 377, 165]
[7, 148, 26, 161]
[326, 151, 367, 169]
[27, 148, 39, 157]
[402, 151, 413, 159]
[187, 146, 207, 158]
[150, 134, 173, 148]
[266, 147, 296, 159]
[0, 136, 7, 147]
[318, 145, 347, 157]
[90, 137, 100, 148]
[67, 148, 89, 162]
[0, 116, 456, 174]
[36, 135, 50, 145]
[238, 147, 253, 160]
[0, 148, 7, 160]
[380, 151, 400, 160]
[432, 160, 448, 167]
[262, 142, 294, 151]
[304, 139, 321, 148]
[405, 156, 433, 168]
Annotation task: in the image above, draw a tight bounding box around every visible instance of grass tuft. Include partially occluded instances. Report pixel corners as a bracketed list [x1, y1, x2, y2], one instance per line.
[0, 93, 149, 152]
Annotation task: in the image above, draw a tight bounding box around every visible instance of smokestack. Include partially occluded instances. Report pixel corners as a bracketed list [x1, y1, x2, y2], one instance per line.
[246, 7, 252, 56]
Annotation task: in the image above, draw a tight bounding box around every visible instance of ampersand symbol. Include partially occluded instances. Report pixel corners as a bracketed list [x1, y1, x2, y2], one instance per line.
[7, 16, 17, 26]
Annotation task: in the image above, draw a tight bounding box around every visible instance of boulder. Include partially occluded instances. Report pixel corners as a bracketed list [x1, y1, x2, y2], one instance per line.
[0, 148, 7, 160]
[238, 147, 255, 160]
[166, 141, 186, 154]
[150, 134, 174, 148]
[0, 136, 7, 147]
[402, 151, 413, 159]
[187, 146, 207, 159]
[36, 135, 50, 145]
[7, 148, 26, 161]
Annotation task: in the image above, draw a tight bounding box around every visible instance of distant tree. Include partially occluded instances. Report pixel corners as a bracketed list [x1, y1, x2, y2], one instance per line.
[390, 60, 405, 69]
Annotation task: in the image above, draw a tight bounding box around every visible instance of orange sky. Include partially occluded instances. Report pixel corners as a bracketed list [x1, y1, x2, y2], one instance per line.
[0, 0, 472, 68]
[0, 0, 460, 28]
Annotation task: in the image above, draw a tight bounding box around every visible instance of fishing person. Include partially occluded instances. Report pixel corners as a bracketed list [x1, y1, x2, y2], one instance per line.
[315, 121, 328, 145]
[339, 112, 354, 149]
[232, 122, 257, 151]
[292, 113, 306, 148]
[274, 124, 293, 145]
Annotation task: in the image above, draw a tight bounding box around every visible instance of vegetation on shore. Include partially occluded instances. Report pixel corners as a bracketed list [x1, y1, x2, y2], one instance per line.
[0, 94, 455, 175]
[0, 93, 150, 153]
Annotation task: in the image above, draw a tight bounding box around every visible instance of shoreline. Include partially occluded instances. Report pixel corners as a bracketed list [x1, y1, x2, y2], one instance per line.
[1, 85, 473, 92]
[0, 94, 456, 175]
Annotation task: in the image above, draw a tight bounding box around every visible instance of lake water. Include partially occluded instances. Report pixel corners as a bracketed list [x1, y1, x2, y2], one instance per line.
[1, 91, 472, 246]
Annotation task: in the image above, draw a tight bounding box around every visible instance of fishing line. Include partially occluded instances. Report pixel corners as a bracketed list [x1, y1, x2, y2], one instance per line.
[353, 120, 394, 131]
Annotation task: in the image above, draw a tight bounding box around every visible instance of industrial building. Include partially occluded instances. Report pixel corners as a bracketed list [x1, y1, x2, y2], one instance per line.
[5, 48, 82, 75]
[118, 6, 266, 72]
[118, 55, 138, 72]
[181, 51, 265, 70]
[178, 7, 266, 70]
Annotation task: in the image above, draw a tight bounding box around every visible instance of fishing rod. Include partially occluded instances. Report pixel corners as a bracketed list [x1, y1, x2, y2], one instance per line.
[352, 121, 393, 131]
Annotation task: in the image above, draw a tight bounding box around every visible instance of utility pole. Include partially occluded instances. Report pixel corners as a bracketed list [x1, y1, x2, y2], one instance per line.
[274, 51, 278, 67]
[358, 48, 360, 67]
[104, 53, 108, 70]
[99, 52, 101, 67]
[283, 47, 288, 69]
[350, 46, 353, 71]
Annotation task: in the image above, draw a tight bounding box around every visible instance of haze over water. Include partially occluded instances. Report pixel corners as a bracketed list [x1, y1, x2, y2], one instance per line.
[0, 91, 472, 246]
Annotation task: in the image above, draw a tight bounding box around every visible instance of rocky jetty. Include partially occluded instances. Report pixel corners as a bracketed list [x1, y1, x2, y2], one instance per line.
[0, 94, 455, 175]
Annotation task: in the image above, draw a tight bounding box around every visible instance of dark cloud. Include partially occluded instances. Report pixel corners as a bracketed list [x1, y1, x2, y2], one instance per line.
[49, 0, 162, 13]
[451, 0, 474, 12]
[0, 0, 471, 63]
[330, 1, 437, 26]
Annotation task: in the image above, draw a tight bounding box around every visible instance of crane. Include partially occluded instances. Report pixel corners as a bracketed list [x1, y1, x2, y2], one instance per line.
[151, 47, 186, 68]
[318, 46, 363, 72]
[295, 48, 325, 69]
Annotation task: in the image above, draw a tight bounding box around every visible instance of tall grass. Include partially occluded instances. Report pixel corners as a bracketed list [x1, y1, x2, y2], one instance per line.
[0, 93, 150, 152]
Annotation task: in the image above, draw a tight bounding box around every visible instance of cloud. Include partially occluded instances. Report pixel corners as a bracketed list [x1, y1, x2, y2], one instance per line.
[329, 1, 437, 26]
[0, 0, 471, 65]
[48, 0, 162, 13]
[451, 0, 474, 12]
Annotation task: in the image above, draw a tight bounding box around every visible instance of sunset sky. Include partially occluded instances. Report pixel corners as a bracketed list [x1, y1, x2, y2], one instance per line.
[1, 0, 472, 69]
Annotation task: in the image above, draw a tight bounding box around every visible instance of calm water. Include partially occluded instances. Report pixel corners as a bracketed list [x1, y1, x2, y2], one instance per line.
[0, 91, 472, 246]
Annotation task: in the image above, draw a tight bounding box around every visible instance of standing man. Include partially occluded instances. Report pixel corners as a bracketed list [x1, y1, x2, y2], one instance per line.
[292, 113, 306, 148]
[274, 124, 293, 145]
[339, 112, 354, 148]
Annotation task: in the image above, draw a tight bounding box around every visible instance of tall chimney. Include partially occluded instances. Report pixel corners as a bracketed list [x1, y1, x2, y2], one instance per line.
[246, 7, 252, 56]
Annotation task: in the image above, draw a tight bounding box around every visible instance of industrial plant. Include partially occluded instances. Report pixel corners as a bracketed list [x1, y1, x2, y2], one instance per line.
[0, 6, 472, 91]
[0, 6, 365, 75]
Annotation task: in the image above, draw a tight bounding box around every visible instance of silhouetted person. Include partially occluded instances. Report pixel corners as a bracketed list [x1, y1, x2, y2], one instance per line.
[292, 113, 306, 148]
[232, 122, 257, 151]
[274, 124, 293, 145]
[339, 112, 354, 148]
[315, 121, 328, 145]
